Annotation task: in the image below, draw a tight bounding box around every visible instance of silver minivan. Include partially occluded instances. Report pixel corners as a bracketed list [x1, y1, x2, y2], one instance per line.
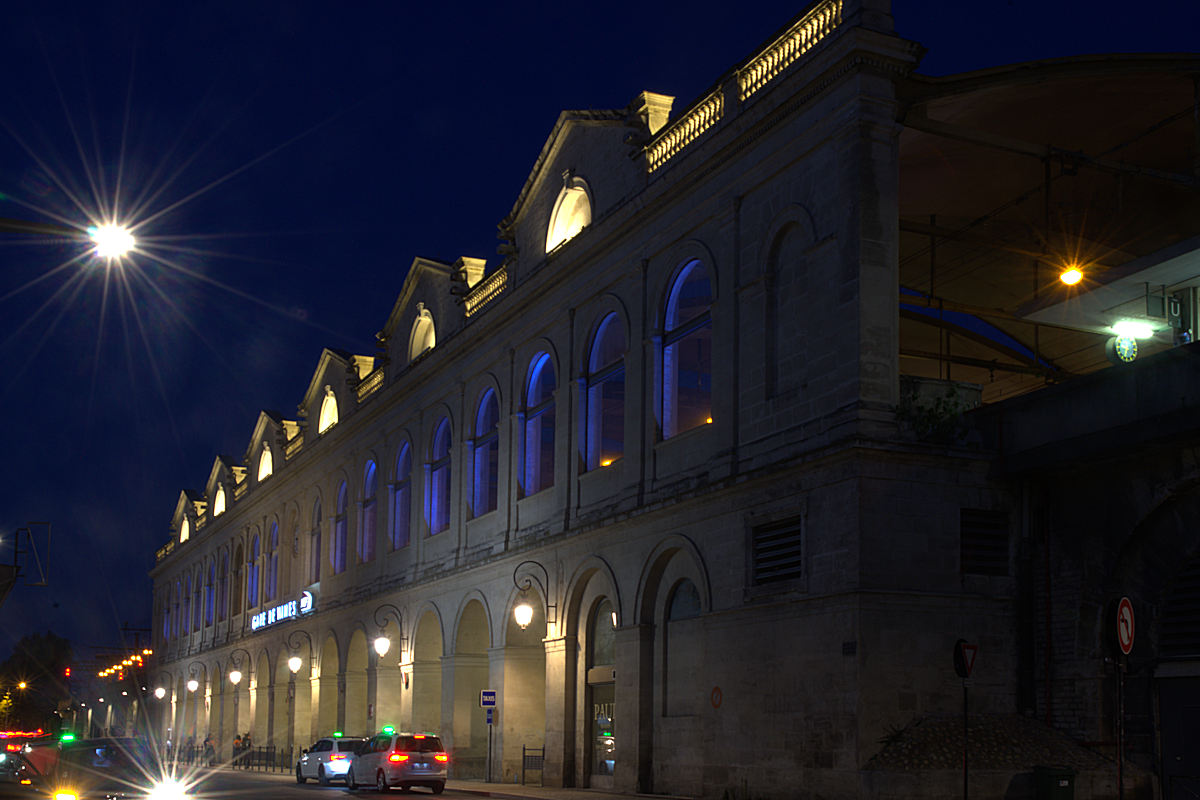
[348, 731, 448, 794]
[296, 736, 366, 785]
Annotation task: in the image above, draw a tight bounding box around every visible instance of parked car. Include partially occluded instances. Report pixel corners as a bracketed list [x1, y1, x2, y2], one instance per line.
[295, 736, 366, 785]
[347, 731, 447, 794]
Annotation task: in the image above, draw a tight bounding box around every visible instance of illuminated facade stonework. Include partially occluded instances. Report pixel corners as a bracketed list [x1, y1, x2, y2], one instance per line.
[150, 1, 1200, 797]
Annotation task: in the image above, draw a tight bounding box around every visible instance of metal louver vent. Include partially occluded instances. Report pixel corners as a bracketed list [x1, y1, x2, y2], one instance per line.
[960, 509, 1009, 576]
[1161, 558, 1200, 659]
[752, 516, 804, 585]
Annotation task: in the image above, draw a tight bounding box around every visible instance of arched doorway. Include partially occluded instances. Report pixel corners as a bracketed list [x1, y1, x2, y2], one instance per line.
[345, 629, 369, 735]
[449, 599, 490, 778]
[411, 609, 444, 735]
[317, 635, 340, 735]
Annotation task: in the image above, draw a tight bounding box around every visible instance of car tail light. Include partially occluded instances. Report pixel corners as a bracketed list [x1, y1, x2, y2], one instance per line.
[388, 753, 409, 763]
[330, 753, 346, 760]
[434, 754, 448, 762]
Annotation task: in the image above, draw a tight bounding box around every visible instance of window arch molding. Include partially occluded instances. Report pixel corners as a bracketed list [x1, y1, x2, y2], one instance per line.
[425, 408, 456, 535]
[519, 345, 559, 497]
[546, 173, 593, 254]
[390, 434, 415, 551]
[760, 204, 818, 399]
[330, 472, 352, 574]
[467, 375, 503, 518]
[358, 455, 379, 564]
[650, 240, 720, 325]
[654, 246, 717, 440]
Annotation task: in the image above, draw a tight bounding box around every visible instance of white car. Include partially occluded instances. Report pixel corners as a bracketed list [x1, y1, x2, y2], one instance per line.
[296, 736, 367, 785]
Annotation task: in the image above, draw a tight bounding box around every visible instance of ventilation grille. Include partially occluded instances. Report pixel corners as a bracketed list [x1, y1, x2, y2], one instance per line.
[960, 509, 1009, 576]
[1162, 559, 1200, 659]
[752, 516, 804, 585]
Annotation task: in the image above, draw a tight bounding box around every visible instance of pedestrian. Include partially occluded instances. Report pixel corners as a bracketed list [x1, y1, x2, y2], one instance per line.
[203, 733, 215, 767]
[232, 733, 242, 766]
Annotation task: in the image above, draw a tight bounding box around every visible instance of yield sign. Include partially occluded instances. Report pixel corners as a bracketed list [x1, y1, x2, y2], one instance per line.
[1117, 597, 1135, 655]
[954, 639, 978, 678]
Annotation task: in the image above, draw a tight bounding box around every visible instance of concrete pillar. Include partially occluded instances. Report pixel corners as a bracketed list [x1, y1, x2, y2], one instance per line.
[615, 624, 654, 793]
[543, 635, 576, 787]
[491, 644, 545, 783]
[374, 664, 403, 730]
[442, 653, 489, 778]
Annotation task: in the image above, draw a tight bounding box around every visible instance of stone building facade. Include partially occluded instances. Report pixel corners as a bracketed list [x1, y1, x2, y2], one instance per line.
[146, 1, 1200, 797]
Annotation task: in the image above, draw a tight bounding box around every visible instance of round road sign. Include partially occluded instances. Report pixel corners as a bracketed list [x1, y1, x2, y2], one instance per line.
[1116, 596, 1135, 655]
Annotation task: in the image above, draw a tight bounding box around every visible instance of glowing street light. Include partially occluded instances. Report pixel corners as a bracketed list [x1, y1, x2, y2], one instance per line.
[154, 687, 166, 700]
[228, 670, 242, 686]
[87, 223, 136, 259]
[287, 656, 303, 674]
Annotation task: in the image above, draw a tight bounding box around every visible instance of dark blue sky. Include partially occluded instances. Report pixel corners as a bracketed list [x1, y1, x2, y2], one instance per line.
[1, 0, 1197, 662]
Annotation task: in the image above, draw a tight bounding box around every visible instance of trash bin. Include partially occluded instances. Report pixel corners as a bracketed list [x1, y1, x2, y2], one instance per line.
[1033, 765, 1076, 799]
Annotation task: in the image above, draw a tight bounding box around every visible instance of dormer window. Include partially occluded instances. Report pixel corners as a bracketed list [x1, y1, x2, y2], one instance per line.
[257, 444, 273, 481]
[546, 174, 592, 253]
[213, 485, 226, 517]
[409, 303, 436, 361]
[179, 517, 190, 543]
[318, 385, 339, 434]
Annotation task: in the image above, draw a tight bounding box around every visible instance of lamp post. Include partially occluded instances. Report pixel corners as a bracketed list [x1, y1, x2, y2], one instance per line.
[285, 630, 313, 754]
[226, 648, 251, 761]
[372, 603, 406, 661]
[512, 560, 557, 631]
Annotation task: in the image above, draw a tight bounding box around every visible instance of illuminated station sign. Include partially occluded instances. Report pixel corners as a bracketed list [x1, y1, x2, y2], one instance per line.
[251, 590, 315, 631]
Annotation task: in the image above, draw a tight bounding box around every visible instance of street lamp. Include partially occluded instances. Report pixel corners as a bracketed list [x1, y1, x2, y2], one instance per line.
[373, 603, 406, 660]
[286, 630, 313, 674]
[0, 216, 137, 260]
[154, 687, 166, 700]
[186, 679, 199, 693]
[512, 560, 557, 631]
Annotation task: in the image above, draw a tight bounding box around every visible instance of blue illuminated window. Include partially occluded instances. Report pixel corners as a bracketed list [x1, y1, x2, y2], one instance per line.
[429, 418, 452, 534]
[333, 482, 348, 573]
[473, 389, 499, 516]
[360, 461, 377, 563]
[392, 445, 411, 549]
[662, 260, 712, 438]
[586, 313, 625, 470]
[523, 354, 556, 495]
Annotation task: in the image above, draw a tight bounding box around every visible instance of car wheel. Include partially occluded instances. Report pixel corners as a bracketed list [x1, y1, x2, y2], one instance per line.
[318, 765, 329, 786]
[431, 782, 445, 795]
[346, 766, 356, 790]
[296, 765, 306, 784]
[376, 770, 389, 793]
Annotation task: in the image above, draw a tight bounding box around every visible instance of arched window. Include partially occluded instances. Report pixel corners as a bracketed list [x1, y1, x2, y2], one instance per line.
[231, 546, 243, 613]
[257, 444, 273, 481]
[213, 484, 226, 517]
[359, 461, 377, 563]
[161, 595, 170, 642]
[318, 385, 339, 434]
[205, 562, 215, 627]
[428, 419, 452, 534]
[392, 444, 412, 550]
[179, 517, 190, 543]
[310, 499, 323, 584]
[523, 353, 556, 495]
[181, 576, 190, 635]
[664, 578, 701, 715]
[265, 522, 279, 601]
[217, 553, 229, 622]
[662, 259, 713, 438]
[473, 389, 499, 516]
[546, 179, 592, 253]
[173, 580, 181, 639]
[586, 313, 626, 470]
[192, 571, 201, 630]
[333, 482, 349, 573]
[409, 304, 436, 361]
[247, 534, 260, 609]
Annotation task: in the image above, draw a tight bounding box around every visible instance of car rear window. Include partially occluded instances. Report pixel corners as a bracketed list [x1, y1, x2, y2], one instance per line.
[397, 736, 443, 752]
[336, 738, 365, 751]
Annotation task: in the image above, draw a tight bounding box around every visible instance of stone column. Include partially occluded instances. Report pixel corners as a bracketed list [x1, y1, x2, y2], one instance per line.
[374, 664, 403, 730]
[543, 635, 576, 787]
[614, 624, 654, 793]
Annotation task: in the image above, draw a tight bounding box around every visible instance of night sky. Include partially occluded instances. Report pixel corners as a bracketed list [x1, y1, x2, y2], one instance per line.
[1, 0, 1196, 663]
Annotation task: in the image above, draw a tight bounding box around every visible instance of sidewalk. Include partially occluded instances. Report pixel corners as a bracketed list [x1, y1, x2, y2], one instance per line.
[234, 768, 692, 800]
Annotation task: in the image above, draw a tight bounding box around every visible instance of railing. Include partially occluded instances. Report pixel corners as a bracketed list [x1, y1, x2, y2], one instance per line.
[646, 89, 724, 173]
[739, 0, 843, 100]
[155, 540, 177, 563]
[284, 435, 303, 459]
[229, 744, 294, 772]
[464, 265, 508, 318]
[357, 368, 385, 402]
[644, 0, 843, 173]
[521, 744, 544, 787]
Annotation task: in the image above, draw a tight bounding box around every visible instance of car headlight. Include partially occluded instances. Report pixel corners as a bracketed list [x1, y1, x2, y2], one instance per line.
[147, 777, 192, 800]
[53, 792, 80, 800]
